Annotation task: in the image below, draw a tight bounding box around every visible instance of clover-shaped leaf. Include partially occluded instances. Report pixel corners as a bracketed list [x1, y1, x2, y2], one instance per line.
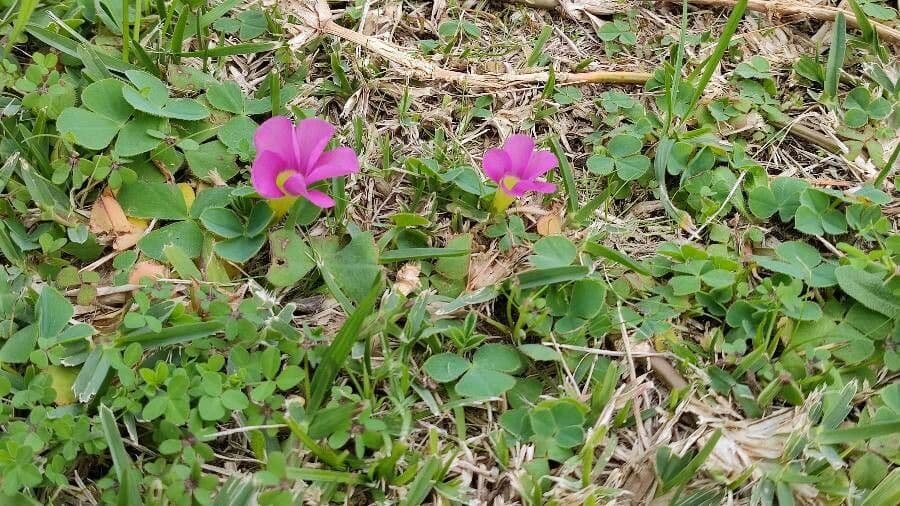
[529, 399, 586, 460]
[842, 86, 892, 128]
[423, 344, 523, 398]
[588, 134, 650, 181]
[753, 240, 837, 287]
[794, 188, 848, 236]
[57, 79, 134, 150]
[122, 70, 209, 121]
[734, 56, 772, 80]
[266, 229, 316, 287]
[748, 177, 809, 221]
[423, 353, 469, 383]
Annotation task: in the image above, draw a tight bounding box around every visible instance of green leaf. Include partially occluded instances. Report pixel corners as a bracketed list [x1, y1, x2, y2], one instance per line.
[214, 234, 266, 263]
[835, 266, 899, 317]
[163, 245, 203, 280]
[844, 108, 869, 128]
[185, 140, 238, 182]
[608, 134, 643, 158]
[114, 113, 165, 157]
[0, 325, 36, 363]
[266, 229, 316, 287]
[37, 286, 74, 340]
[118, 182, 188, 220]
[72, 348, 110, 402]
[583, 241, 650, 275]
[307, 274, 381, 413]
[616, 154, 651, 181]
[473, 343, 523, 373]
[569, 278, 607, 320]
[586, 155, 615, 175]
[138, 221, 204, 261]
[518, 344, 561, 361]
[423, 353, 470, 382]
[198, 396, 225, 420]
[218, 115, 257, 156]
[205, 81, 245, 114]
[529, 236, 577, 269]
[83, 78, 132, 122]
[199, 207, 243, 238]
[861, 469, 900, 506]
[316, 229, 381, 307]
[455, 367, 516, 398]
[435, 234, 472, 280]
[748, 186, 777, 219]
[162, 98, 209, 120]
[56, 108, 120, 150]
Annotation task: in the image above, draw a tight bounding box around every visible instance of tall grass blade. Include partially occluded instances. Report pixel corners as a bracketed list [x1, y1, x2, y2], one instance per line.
[823, 13, 847, 103]
[307, 274, 381, 413]
[688, 0, 748, 116]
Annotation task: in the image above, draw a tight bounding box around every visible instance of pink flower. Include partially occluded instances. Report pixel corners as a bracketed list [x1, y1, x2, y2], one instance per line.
[482, 134, 558, 197]
[251, 116, 359, 208]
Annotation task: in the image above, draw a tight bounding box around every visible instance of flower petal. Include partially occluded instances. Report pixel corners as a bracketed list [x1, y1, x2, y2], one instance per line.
[503, 134, 535, 175]
[293, 118, 335, 174]
[302, 189, 336, 208]
[482, 148, 511, 184]
[522, 150, 558, 180]
[282, 173, 336, 209]
[251, 151, 287, 198]
[306, 146, 360, 184]
[509, 179, 556, 197]
[281, 172, 308, 197]
[254, 116, 296, 166]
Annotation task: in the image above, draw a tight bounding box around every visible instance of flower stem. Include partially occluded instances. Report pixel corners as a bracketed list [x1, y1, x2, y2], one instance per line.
[491, 190, 515, 216]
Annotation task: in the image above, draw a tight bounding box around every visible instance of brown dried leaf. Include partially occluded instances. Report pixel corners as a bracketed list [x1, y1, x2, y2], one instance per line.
[129, 261, 169, 285]
[536, 213, 562, 236]
[393, 263, 421, 296]
[90, 194, 132, 234]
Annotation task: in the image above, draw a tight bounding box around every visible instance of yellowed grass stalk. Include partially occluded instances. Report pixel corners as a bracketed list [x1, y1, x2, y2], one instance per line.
[285, 0, 651, 88]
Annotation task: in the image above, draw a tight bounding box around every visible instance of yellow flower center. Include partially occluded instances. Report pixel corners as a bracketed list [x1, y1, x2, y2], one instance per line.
[500, 175, 519, 192]
[275, 171, 295, 193]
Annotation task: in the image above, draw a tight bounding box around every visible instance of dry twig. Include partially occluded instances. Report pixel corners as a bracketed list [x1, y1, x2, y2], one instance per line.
[280, 0, 651, 88]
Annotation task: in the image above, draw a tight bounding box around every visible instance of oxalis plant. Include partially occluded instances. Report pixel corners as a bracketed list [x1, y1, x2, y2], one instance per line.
[0, 0, 899, 504]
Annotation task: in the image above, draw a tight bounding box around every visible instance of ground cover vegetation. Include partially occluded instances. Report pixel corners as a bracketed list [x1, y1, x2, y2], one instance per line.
[0, 0, 899, 503]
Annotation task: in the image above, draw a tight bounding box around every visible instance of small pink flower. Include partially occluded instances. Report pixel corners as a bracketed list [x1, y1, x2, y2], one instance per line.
[482, 134, 558, 197]
[251, 116, 359, 208]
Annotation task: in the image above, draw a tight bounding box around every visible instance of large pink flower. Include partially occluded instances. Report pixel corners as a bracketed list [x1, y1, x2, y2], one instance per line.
[251, 116, 359, 208]
[482, 134, 558, 197]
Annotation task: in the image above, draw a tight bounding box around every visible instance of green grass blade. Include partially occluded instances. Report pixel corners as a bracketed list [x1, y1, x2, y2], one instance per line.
[525, 25, 552, 68]
[823, 13, 846, 103]
[379, 248, 467, 263]
[861, 469, 900, 506]
[518, 266, 589, 289]
[583, 241, 650, 276]
[818, 420, 900, 444]
[688, 0, 747, 116]
[3, 0, 39, 54]
[99, 405, 143, 505]
[549, 136, 578, 215]
[400, 457, 441, 506]
[168, 41, 281, 58]
[170, 4, 189, 63]
[118, 321, 224, 348]
[307, 274, 381, 413]
[211, 475, 257, 506]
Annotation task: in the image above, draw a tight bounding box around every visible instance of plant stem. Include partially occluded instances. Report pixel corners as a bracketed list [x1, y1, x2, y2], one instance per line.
[874, 142, 900, 188]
